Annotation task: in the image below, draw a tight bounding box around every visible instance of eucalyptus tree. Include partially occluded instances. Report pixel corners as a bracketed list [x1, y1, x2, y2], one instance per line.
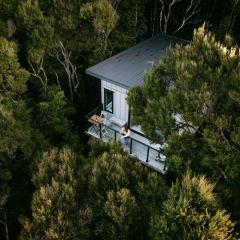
[128, 25, 240, 219]
[150, 172, 236, 240]
[86, 140, 167, 240]
[0, 36, 32, 240]
[80, 0, 119, 58]
[20, 148, 81, 240]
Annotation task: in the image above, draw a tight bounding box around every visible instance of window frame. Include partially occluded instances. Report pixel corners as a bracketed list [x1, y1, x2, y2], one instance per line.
[104, 88, 114, 114]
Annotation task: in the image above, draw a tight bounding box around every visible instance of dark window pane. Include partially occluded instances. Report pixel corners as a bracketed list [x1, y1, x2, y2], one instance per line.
[104, 89, 113, 113]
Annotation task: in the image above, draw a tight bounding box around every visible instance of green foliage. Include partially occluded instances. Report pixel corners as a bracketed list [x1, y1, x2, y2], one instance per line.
[80, 0, 119, 58]
[1, 0, 240, 238]
[0, 37, 31, 191]
[33, 86, 78, 147]
[86, 140, 167, 240]
[150, 171, 236, 240]
[40, 0, 82, 33]
[102, 188, 138, 240]
[0, 0, 18, 19]
[111, 0, 147, 49]
[17, 0, 56, 63]
[20, 148, 80, 240]
[0, 37, 33, 239]
[128, 26, 240, 215]
[0, 37, 29, 98]
[0, 20, 8, 38]
[128, 25, 240, 224]
[80, 0, 119, 34]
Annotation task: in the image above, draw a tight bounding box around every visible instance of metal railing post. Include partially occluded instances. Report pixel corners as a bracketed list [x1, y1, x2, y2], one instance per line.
[163, 159, 166, 171]
[146, 146, 150, 162]
[100, 124, 102, 139]
[114, 130, 117, 141]
[130, 138, 133, 154]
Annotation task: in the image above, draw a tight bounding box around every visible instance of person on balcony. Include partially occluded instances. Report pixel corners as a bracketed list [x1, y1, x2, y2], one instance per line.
[121, 125, 131, 145]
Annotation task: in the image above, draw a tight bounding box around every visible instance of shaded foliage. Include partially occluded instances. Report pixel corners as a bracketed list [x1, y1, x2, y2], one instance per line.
[20, 148, 80, 240]
[128, 26, 240, 224]
[1, 0, 240, 239]
[150, 171, 236, 240]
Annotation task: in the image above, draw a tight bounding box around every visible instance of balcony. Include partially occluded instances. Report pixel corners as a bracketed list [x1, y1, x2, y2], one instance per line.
[85, 105, 167, 173]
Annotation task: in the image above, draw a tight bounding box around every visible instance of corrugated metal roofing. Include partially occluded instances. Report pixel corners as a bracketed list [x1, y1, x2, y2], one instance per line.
[86, 35, 187, 89]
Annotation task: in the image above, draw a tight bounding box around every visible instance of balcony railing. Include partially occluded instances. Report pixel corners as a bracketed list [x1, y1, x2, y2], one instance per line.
[85, 106, 166, 173]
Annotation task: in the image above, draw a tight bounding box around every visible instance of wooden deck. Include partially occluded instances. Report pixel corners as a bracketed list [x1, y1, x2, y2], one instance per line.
[86, 122, 166, 173]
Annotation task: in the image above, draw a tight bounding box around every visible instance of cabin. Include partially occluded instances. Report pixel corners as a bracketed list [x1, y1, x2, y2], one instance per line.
[85, 35, 185, 173]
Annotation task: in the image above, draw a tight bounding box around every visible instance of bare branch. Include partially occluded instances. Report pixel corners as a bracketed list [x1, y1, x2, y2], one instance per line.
[173, 0, 200, 34]
[55, 72, 60, 88]
[158, 0, 201, 34]
[28, 57, 48, 95]
[110, 0, 121, 9]
[52, 41, 80, 103]
[0, 209, 9, 240]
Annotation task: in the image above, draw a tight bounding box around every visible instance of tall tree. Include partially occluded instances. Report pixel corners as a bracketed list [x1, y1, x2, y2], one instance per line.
[33, 85, 79, 148]
[20, 148, 80, 240]
[102, 188, 138, 240]
[150, 171, 236, 240]
[86, 140, 167, 240]
[80, 0, 119, 59]
[111, 0, 147, 48]
[0, 36, 32, 239]
[128, 25, 240, 219]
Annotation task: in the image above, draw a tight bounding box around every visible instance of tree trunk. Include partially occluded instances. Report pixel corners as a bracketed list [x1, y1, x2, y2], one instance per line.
[227, 0, 239, 33]
[0, 210, 10, 240]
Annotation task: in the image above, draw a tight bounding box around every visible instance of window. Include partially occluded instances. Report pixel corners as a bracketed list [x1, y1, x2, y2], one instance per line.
[104, 89, 113, 113]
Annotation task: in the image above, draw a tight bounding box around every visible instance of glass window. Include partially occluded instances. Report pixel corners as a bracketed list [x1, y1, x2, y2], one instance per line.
[104, 89, 113, 113]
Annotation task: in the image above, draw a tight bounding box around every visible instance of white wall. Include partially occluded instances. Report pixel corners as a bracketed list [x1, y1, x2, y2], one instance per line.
[101, 80, 129, 122]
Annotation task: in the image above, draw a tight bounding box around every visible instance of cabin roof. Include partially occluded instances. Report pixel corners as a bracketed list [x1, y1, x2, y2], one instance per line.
[86, 35, 187, 90]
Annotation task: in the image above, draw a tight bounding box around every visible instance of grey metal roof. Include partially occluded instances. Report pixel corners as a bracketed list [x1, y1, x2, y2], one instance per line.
[86, 35, 187, 89]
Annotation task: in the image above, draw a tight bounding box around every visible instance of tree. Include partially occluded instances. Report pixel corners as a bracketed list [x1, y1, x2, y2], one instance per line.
[102, 188, 138, 240]
[227, 0, 240, 33]
[0, 36, 32, 240]
[128, 25, 240, 220]
[17, 0, 55, 94]
[33, 85, 79, 148]
[150, 171, 236, 240]
[17, 0, 83, 102]
[86, 140, 167, 240]
[110, 0, 147, 48]
[80, 0, 119, 56]
[0, 36, 29, 99]
[20, 148, 80, 240]
[149, 0, 201, 35]
[17, 0, 56, 57]
[52, 41, 80, 103]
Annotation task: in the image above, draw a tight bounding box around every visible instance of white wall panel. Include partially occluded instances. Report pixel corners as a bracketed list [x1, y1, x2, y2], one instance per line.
[115, 91, 121, 118]
[101, 80, 129, 122]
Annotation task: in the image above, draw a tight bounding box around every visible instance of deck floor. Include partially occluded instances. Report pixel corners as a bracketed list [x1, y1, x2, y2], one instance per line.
[86, 124, 166, 173]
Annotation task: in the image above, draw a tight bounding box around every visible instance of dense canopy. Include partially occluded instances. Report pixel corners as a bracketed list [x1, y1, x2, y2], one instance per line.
[0, 0, 240, 239]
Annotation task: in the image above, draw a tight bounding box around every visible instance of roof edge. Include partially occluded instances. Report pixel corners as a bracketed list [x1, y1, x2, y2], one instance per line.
[85, 68, 130, 90]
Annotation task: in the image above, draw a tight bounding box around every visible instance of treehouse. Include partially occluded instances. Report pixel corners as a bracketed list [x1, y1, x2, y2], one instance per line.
[85, 35, 185, 173]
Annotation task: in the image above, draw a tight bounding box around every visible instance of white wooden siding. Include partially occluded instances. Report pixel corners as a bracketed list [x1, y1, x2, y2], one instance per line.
[101, 80, 129, 122]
